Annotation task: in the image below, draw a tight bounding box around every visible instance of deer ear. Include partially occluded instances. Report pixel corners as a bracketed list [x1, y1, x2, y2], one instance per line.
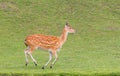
[65, 22, 68, 28]
[66, 22, 68, 26]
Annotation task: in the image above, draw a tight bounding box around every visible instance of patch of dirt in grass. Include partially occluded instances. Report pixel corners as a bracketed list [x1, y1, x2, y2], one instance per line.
[0, 1, 19, 12]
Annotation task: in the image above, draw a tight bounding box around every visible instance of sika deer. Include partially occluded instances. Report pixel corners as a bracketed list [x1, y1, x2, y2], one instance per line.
[24, 23, 75, 69]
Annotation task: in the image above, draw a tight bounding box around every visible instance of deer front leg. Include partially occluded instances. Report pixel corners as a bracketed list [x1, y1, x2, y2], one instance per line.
[50, 51, 58, 69]
[42, 51, 53, 69]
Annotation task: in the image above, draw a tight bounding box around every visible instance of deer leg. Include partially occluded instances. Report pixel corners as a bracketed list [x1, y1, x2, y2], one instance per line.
[28, 52, 37, 66]
[50, 52, 58, 69]
[24, 47, 29, 66]
[42, 51, 52, 69]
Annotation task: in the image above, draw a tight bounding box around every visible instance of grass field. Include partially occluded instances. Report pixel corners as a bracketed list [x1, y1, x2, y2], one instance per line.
[0, 0, 120, 76]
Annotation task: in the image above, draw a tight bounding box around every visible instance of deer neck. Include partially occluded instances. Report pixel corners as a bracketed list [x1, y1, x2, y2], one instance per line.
[60, 28, 68, 45]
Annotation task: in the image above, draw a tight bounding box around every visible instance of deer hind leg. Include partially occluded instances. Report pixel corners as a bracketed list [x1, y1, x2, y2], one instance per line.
[24, 47, 30, 66]
[28, 48, 37, 66]
[24, 47, 37, 66]
[42, 51, 53, 69]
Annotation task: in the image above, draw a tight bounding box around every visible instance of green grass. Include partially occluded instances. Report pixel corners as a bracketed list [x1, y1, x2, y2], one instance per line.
[0, 0, 120, 76]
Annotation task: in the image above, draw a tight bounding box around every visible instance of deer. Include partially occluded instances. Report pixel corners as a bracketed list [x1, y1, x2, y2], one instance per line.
[24, 22, 75, 69]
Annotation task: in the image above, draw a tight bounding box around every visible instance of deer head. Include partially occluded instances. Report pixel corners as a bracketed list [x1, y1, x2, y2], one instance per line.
[65, 22, 75, 33]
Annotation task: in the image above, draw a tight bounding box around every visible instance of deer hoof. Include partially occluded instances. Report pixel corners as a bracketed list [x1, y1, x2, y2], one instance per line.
[50, 65, 52, 69]
[34, 62, 37, 66]
[25, 63, 28, 66]
[42, 66, 45, 69]
[35, 64, 37, 66]
[34, 63, 37, 66]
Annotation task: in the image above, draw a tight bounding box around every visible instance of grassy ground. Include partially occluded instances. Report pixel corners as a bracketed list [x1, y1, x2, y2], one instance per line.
[0, 0, 120, 76]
